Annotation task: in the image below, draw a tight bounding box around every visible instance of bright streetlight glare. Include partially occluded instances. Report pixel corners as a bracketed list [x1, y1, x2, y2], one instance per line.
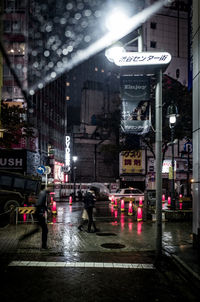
[72, 156, 78, 162]
[169, 115, 176, 124]
[105, 45, 125, 62]
[106, 9, 129, 33]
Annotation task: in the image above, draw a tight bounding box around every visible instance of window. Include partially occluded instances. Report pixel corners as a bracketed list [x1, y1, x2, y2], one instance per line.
[0, 175, 12, 187]
[176, 68, 180, 79]
[150, 41, 157, 48]
[13, 178, 25, 190]
[5, 42, 25, 55]
[3, 20, 23, 33]
[4, 0, 26, 11]
[150, 22, 157, 29]
[26, 180, 38, 191]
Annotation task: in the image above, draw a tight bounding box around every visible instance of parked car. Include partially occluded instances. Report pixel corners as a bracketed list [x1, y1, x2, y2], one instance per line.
[109, 187, 144, 203]
[0, 170, 42, 213]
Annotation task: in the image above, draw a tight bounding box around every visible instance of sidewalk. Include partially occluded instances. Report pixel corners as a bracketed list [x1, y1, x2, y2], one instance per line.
[0, 201, 199, 283]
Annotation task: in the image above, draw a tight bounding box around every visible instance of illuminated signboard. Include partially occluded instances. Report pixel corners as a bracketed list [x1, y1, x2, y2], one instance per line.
[65, 136, 71, 169]
[162, 159, 176, 173]
[114, 52, 171, 67]
[54, 161, 64, 182]
[121, 150, 142, 174]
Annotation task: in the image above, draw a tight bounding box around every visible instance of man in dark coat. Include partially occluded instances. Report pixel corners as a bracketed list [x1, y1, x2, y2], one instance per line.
[35, 185, 51, 249]
[19, 184, 53, 249]
[83, 190, 99, 233]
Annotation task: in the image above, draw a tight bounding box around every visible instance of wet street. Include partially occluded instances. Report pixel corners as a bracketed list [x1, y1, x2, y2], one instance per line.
[0, 201, 199, 301]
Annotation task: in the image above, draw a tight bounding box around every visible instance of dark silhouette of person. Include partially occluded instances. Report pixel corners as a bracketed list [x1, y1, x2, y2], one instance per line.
[19, 185, 53, 249]
[83, 190, 99, 233]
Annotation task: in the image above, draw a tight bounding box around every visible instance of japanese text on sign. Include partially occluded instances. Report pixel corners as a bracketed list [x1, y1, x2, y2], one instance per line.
[121, 150, 142, 174]
[114, 52, 171, 66]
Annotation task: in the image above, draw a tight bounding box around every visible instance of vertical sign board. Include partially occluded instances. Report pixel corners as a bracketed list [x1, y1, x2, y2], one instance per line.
[120, 76, 150, 135]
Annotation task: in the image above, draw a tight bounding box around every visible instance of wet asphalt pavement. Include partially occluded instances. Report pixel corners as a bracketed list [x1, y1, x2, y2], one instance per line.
[0, 201, 200, 301]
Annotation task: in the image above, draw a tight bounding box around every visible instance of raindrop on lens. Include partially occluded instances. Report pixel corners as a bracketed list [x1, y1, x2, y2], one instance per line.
[51, 72, 56, 78]
[29, 90, 35, 95]
[38, 83, 44, 89]
[62, 49, 68, 55]
[48, 62, 54, 68]
[66, 3, 73, 10]
[44, 50, 50, 57]
[60, 18, 66, 25]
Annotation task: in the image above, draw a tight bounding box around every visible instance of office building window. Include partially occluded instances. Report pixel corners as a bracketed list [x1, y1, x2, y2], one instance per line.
[150, 41, 157, 48]
[150, 22, 157, 29]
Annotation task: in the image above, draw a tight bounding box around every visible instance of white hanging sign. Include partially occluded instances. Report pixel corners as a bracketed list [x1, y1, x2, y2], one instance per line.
[114, 52, 172, 66]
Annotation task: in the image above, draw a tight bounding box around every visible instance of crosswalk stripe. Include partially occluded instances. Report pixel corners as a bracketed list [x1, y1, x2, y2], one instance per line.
[8, 261, 155, 269]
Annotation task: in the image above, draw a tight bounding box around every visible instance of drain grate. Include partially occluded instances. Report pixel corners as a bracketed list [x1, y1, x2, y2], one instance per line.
[96, 232, 117, 236]
[101, 243, 125, 249]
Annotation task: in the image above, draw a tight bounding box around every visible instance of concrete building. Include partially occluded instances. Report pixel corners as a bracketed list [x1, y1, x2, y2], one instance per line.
[0, 0, 67, 179]
[192, 0, 200, 250]
[72, 80, 120, 183]
[144, 0, 189, 86]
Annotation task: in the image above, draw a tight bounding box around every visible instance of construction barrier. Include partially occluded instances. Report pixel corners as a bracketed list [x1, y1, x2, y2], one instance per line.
[16, 207, 36, 224]
[123, 197, 135, 203]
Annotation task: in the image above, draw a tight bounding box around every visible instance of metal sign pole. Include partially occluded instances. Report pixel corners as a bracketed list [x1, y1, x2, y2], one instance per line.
[155, 69, 163, 258]
[45, 173, 48, 189]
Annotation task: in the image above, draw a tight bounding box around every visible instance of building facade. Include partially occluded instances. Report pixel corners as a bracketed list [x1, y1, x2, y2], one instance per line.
[0, 0, 67, 180]
[192, 0, 200, 250]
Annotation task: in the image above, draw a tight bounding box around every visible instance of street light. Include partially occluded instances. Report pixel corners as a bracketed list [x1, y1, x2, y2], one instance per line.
[72, 156, 78, 202]
[167, 103, 179, 210]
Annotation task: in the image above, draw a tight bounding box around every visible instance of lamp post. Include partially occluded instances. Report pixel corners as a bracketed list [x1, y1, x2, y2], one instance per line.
[72, 155, 78, 202]
[167, 104, 178, 210]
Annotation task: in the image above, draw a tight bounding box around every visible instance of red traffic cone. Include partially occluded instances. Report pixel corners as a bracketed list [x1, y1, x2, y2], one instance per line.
[69, 196, 72, 205]
[120, 199, 125, 211]
[128, 201, 133, 216]
[137, 207, 143, 221]
[52, 201, 57, 215]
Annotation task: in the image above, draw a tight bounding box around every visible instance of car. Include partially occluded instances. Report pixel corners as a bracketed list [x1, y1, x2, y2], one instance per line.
[109, 187, 144, 203]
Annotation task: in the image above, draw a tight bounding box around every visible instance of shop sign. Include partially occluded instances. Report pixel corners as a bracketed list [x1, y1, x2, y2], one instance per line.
[114, 52, 171, 66]
[121, 150, 142, 174]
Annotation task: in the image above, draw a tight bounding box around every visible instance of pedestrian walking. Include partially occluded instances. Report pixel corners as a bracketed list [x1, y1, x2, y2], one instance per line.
[78, 208, 88, 231]
[19, 184, 53, 249]
[77, 190, 83, 201]
[83, 190, 99, 233]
